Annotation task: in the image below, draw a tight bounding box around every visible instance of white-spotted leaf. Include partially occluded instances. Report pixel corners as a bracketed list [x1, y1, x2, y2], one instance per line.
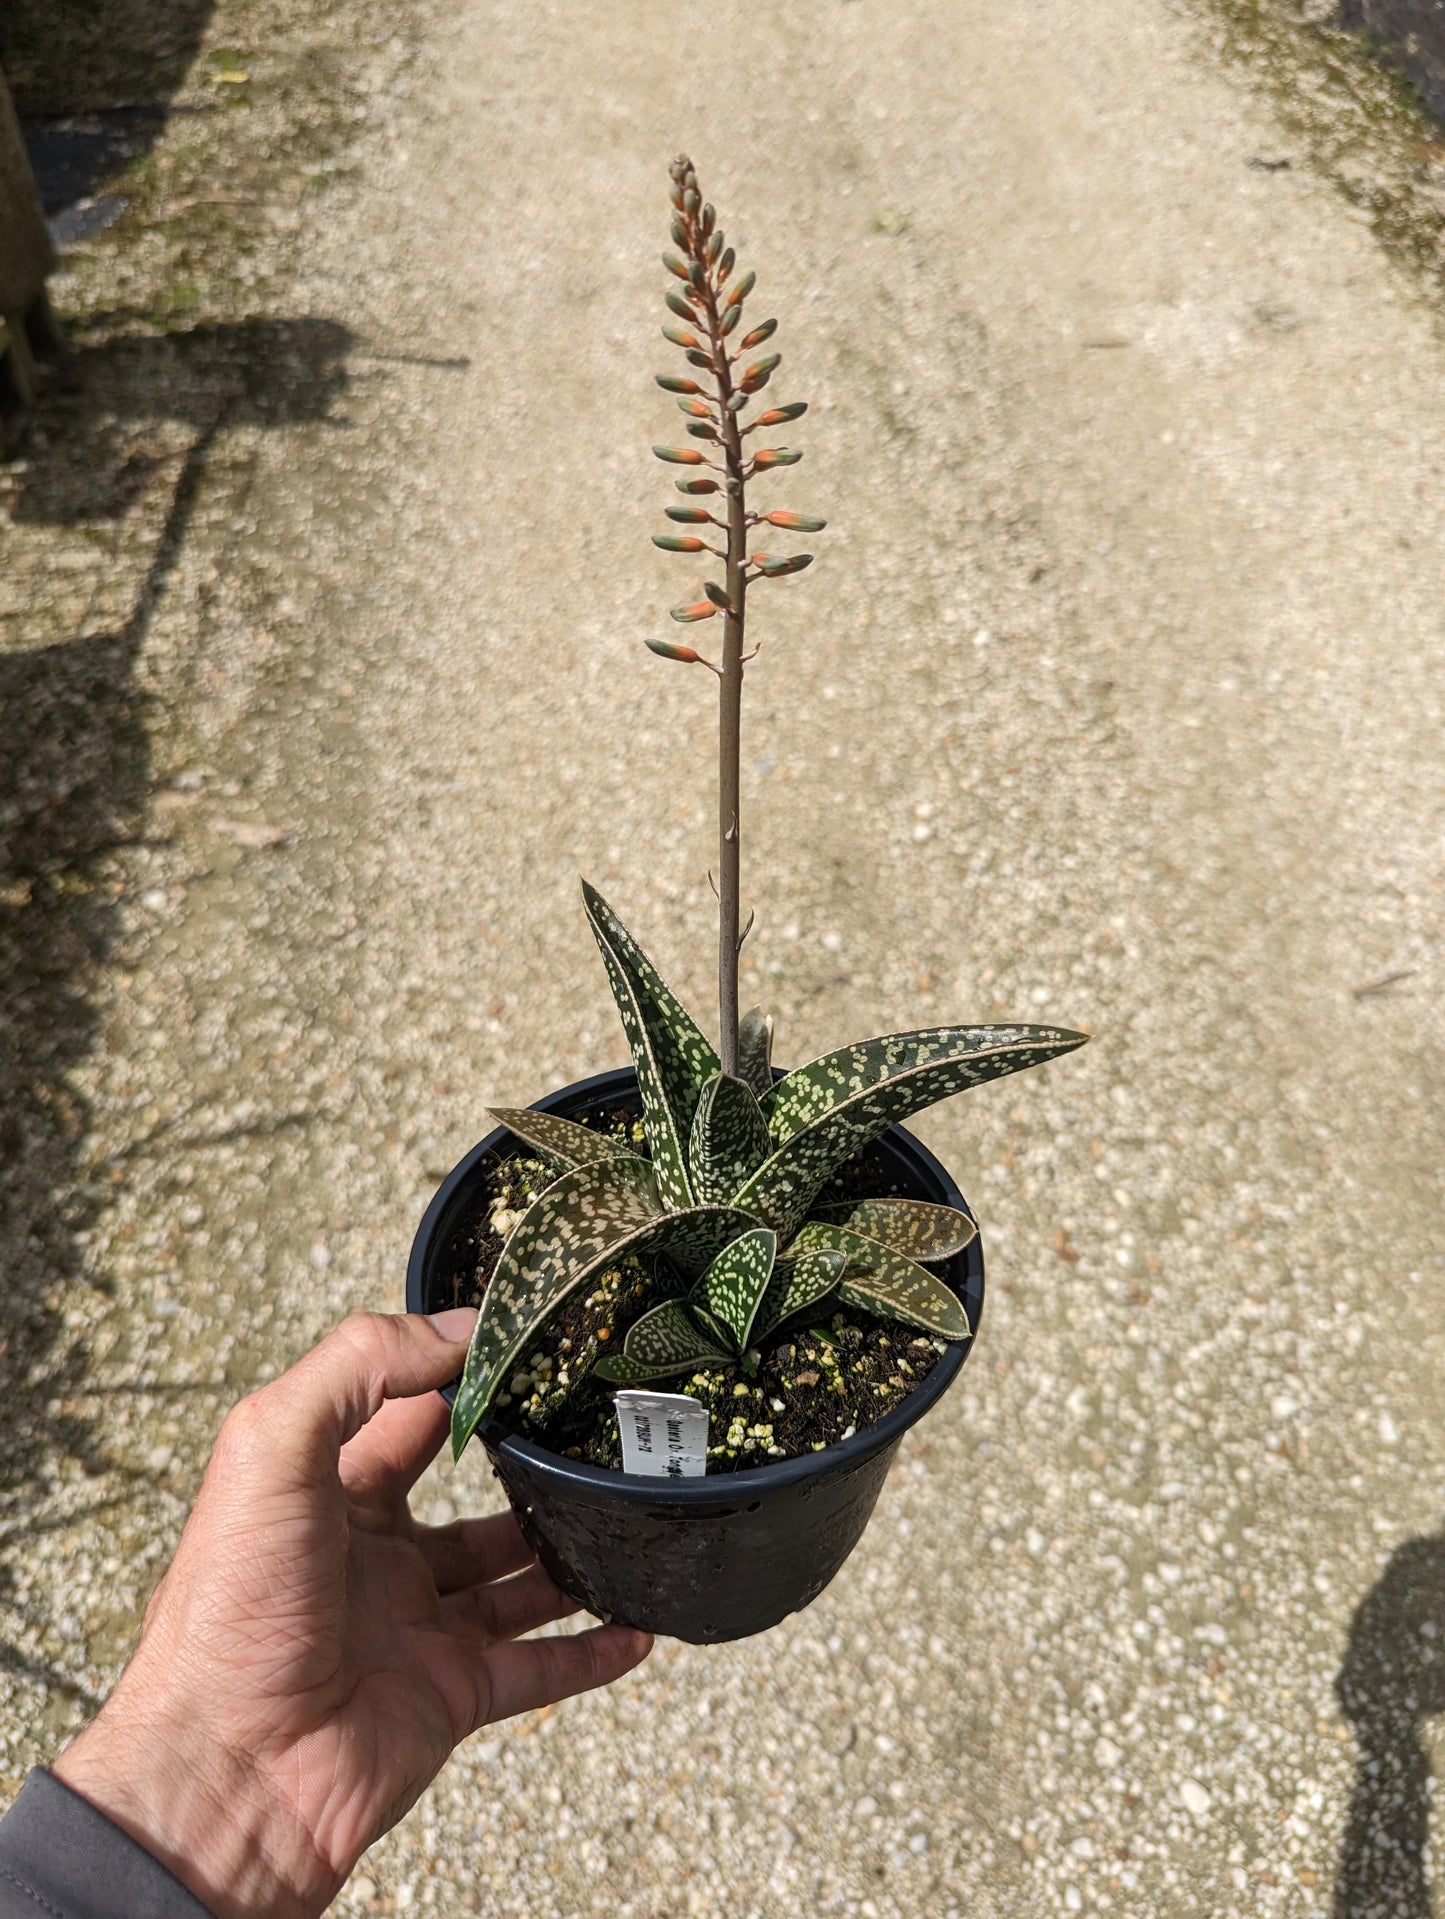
[582, 881, 720, 1210]
[622, 1297, 731, 1368]
[790, 1220, 970, 1339]
[811, 1197, 976, 1261]
[689, 1072, 772, 1204]
[487, 1106, 638, 1170]
[737, 1006, 775, 1099]
[754, 1245, 846, 1340]
[740, 1025, 1087, 1238]
[691, 1226, 777, 1352]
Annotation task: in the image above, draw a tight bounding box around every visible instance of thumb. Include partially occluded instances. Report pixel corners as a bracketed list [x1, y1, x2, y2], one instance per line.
[247, 1310, 476, 1479]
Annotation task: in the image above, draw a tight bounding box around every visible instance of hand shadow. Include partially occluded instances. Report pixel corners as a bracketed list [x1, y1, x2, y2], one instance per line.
[1333, 1520, 1445, 1917]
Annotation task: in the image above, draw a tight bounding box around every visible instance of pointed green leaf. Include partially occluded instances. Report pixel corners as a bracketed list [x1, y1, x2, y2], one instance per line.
[811, 1197, 976, 1262]
[594, 1351, 715, 1387]
[691, 1302, 735, 1349]
[644, 1204, 763, 1283]
[689, 1226, 776, 1352]
[688, 1072, 772, 1205]
[754, 1246, 845, 1341]
[737, 1024, 1087, 1237]
[451, 1177, 757, 1455]
[581, 881, 720, 1211]
[487, 1107, 637, 1171]
[451, 1157, 662, 1455]
[737, 1006, 774, 1100]
[791, 1221, 970, 1340]
[622, 1297, 730, 1368]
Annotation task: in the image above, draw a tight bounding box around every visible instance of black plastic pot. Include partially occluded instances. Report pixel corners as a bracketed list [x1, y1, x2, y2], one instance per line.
[406, 1068, 984, 1643]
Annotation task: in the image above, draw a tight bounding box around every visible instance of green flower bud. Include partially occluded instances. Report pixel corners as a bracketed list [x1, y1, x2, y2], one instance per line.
[725, 269, 756, 308]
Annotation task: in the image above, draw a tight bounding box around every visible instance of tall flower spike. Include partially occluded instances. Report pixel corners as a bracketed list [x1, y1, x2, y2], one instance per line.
[647, 157, 825, 1076]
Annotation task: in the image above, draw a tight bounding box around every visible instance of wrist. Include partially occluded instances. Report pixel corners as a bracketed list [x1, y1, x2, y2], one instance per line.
[54, 1678, 335, 1919]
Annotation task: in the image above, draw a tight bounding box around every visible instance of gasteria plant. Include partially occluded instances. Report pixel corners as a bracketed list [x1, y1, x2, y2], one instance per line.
[449, 157, 1086, 1462]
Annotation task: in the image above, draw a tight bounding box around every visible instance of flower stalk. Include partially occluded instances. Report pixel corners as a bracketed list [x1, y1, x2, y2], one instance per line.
[651, 154, 823, 1076]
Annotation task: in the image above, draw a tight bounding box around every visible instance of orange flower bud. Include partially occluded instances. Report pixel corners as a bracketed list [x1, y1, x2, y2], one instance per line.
[764, 510, 827, 531]
[740, 352, 780, 393]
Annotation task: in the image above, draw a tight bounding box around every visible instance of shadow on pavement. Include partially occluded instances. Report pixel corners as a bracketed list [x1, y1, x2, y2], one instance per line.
[0, 314, 350, 1695]
[1333, 1521, 1445, 1916]
[1340, 1, 1445, 126]
[2, 0, 218, 241]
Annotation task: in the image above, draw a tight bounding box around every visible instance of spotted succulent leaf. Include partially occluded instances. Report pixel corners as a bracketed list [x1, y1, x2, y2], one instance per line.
[594, 1348, 719, 1387]
[810, 1197, 976, 1262]
[486, 1107, 638, 1172]
[753, 1245, 846, 1341]
[689, 1226, 776, 1352]
[620, 1296, 731, 1369]
[736, 1025, 1088, 1238]
[581, 881, 720, 1211]
[736, 1006, 774, 1101]
[452, 1173, 759, 1455]
[691, 1301, 735, 1349]
[688, 1072, 772, 1206]
[451, 1156, 663, 1455]
[643, 1203, 766, 1284]
[790, 1221, 970, 1340]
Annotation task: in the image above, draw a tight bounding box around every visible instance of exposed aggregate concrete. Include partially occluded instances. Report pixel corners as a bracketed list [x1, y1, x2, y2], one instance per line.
[3, 2, 1445, 1915]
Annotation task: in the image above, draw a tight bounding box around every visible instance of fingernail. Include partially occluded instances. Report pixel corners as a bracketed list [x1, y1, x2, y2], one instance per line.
[427, 1307, 477, 1343]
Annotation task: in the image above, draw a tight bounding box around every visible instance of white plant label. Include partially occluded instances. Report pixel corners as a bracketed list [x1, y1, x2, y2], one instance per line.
[613, 1391, 709, 1478]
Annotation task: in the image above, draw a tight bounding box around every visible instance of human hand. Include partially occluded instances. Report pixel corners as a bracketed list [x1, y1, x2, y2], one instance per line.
[54, 1309, 652, 1917]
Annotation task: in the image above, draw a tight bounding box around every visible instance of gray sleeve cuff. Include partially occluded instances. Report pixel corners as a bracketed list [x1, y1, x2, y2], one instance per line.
[0, 1769, 213, 1919]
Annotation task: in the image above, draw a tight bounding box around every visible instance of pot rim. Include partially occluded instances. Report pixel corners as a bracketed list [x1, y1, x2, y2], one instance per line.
[407, 1065, 984, 1505]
